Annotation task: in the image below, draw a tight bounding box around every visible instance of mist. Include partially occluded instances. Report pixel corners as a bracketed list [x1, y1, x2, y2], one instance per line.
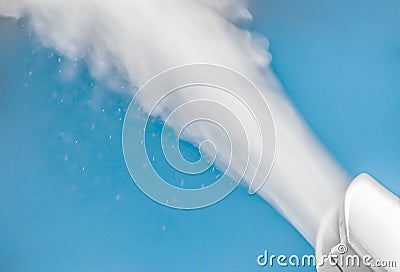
[0, 0, 350, 245]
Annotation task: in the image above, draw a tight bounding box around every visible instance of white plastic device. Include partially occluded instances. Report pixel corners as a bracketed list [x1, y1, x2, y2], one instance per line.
[316, 174, 400, 271]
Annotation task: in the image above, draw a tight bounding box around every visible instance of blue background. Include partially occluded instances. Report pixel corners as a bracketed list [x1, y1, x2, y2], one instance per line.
[1, 1, 399, 271]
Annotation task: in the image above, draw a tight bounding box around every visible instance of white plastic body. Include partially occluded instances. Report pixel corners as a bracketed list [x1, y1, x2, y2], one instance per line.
[316, 174, 400, 271]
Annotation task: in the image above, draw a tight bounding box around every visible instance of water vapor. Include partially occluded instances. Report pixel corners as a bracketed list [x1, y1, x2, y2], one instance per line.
[1, 0, 350, 245]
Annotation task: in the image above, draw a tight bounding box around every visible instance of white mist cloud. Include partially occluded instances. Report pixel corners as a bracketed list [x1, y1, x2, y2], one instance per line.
[1, 0, 269, 86]
[1, 0, 349, 245]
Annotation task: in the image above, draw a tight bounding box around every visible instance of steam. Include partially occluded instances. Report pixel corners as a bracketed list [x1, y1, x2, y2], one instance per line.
[1, 0, 350, 245]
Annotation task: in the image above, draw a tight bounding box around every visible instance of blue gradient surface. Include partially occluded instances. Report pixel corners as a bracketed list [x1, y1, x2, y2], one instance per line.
[1, 1, 399, 271]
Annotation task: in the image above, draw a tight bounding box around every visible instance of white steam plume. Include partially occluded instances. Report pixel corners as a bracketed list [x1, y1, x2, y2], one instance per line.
[0, 0, 350, 245]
